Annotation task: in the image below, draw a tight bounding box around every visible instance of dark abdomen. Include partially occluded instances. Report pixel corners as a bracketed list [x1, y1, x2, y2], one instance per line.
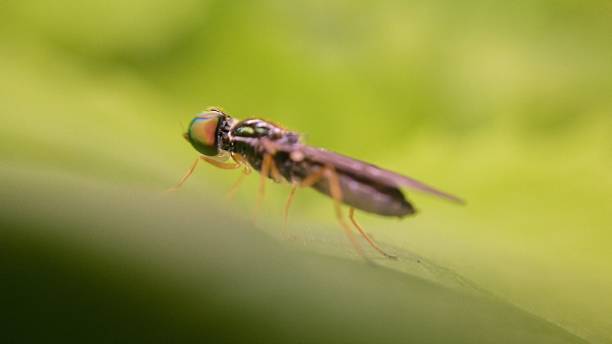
[277, 154, 415, 217]
[311, 170, 415, 218]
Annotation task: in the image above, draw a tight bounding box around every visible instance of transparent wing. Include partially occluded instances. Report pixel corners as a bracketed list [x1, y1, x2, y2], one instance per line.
[295, 145, 465, 204]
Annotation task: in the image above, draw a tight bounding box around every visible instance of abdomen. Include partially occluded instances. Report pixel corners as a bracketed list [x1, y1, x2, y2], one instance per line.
[311, 171, 415, 218]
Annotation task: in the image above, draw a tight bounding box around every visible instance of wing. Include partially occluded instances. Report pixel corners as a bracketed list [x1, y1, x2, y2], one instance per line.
[296, 145, 465, 204]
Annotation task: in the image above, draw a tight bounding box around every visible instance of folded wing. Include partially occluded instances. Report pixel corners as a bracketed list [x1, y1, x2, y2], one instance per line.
[297, 145, 465, 204]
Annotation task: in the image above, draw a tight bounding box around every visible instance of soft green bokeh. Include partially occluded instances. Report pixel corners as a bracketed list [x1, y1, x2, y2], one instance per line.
[1, 0, 611, 342]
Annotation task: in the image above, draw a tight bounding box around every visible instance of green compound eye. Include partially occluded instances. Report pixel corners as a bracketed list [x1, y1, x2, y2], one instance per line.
[186, 115, 221, 156]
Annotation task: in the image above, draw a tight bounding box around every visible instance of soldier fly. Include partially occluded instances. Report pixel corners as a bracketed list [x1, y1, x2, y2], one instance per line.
[170, 108, 464, 260]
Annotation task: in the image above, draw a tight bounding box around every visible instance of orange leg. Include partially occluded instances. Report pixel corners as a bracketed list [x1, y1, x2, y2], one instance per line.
[231, 152, 249, 167]
[167, 157, 200, 192]
[259, 138, 282, 183]
[168, 155, 241, 193]
[226, 153, 252, 200]
[349, 208, 397, 260]
[283, 168, 325, 234]
[270, 158, 283, 182]
[283, 182, 298, 235]
[226, 167, 251, 200]
[300, 168, 325, 188]
[324, 165, 367, 259]
[253, 153, 274, 223]
[200, 155, 241, 170]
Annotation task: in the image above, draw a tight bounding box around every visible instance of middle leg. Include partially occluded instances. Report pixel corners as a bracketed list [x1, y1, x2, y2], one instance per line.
[282, 168, 326, 234]
[253, 153, 276, 224]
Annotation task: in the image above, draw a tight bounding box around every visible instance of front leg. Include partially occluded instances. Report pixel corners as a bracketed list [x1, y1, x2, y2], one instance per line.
[168, 155, 241, 192]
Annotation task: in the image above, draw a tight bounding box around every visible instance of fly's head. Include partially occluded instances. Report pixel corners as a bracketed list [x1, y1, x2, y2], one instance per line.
[184, 108, 235, 156]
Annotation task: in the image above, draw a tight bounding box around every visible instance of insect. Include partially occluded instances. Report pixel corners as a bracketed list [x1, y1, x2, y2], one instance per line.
[170, 107, 464, 260]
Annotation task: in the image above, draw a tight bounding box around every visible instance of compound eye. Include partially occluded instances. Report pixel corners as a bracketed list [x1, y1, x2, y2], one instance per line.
[187, 115, 220, 156]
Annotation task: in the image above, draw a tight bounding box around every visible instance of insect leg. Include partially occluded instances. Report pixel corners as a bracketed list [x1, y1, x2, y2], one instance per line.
[167, 157, 200, 192]
[283, 182, 298, 235]
[253, 153, 274, 223]
[349, 208, 397, 260]
[169, 154, 244, 193]
[261, 138, 283, 183]
[269, 159, 283, 182]
[200, 155, 241, 169]
[300, 168, 325, 188]
[226, 166, 251, 200]
[324, 165, 367, 259]
[226, 153, 252, 200]
[283, 168, 325, 236]
[258, 154, 273, 201]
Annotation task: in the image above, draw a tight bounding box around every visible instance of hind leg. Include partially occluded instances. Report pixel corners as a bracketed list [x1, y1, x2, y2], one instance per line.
[324, 165, 368, 259]
[349, 208, 397, 260]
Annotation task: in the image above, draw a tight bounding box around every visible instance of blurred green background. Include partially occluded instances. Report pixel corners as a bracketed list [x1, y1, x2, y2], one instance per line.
[1, 0, 611, 343]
